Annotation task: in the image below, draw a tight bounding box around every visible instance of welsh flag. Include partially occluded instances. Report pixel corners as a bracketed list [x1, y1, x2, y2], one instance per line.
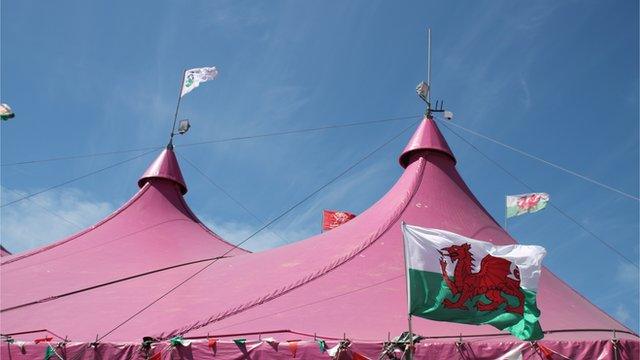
[402, 224, 546, 340]
[506, 193, 549, 219]
[322, 210, 356, 231]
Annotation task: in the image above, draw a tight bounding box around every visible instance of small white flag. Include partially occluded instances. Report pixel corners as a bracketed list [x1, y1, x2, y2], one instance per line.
[181, 67, 218, 97]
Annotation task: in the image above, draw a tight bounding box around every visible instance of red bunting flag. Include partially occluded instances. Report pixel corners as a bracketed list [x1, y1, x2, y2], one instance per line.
[149, 351, 162, 360]
[287, 341, 299, 358]
[208, 338, 217, 352]
[322, 210, 356, 231]
[34, 336, 53, 344]
[352, 351, 371, 360]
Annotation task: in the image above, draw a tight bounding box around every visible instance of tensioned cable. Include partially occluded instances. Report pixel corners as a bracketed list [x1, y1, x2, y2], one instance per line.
[1, 115, 420, 166]
[436, 117, 639, 269]
[3, 188, 83, 229]
[178, 153, 290, 245]
[94, 121, 418, 342]
[0, 148, 161, 208]
[434, 118, 639, 202]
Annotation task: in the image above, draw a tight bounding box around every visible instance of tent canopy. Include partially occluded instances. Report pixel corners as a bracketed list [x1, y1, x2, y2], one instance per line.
[0, 119, 634, 344]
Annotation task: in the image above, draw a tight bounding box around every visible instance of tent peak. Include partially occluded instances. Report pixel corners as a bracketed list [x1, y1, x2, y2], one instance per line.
[138, 147, 187, 194]
[399, 116, 455, 168]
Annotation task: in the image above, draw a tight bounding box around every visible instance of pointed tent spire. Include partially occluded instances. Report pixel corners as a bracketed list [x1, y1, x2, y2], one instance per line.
[399, 116, 455, 168]
[138, 146, 188, 194]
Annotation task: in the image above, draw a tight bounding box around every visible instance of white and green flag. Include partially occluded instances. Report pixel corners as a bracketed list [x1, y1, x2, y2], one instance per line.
[402, 224, 546, 340]
[181, 67, 218, 97]
[506, 193, 549, 219]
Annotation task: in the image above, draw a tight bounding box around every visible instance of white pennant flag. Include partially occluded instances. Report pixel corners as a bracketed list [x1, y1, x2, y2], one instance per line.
[181, 67, 218, 97]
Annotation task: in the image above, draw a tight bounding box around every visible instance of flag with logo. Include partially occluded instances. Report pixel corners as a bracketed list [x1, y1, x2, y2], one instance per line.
[181, 67, 218, 97]
[322, 210, 356, 231]
[1, 103, 15, 121]
[402, 224, 546, 340]
[506, 193, 549, 219]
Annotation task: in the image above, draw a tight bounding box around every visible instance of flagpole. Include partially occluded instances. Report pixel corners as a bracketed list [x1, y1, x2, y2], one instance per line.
[504, 195, 508, 230]
[169, 69, 186, 147]
[401, 222, 413, 360]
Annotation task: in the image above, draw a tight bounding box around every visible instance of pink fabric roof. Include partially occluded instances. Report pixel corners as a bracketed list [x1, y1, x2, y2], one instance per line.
[0, 147, 247, 313]
[0, 119, 634, 343]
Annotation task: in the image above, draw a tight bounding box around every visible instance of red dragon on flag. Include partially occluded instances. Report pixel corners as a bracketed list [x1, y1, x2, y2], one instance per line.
[439, 243, 525, 315]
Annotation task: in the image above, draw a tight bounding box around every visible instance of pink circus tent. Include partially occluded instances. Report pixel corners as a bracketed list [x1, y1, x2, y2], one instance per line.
[1, 118, 637, 359]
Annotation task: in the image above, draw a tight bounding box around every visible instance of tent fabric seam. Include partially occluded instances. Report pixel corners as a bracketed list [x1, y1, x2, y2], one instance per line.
[161, 157, 427, 340]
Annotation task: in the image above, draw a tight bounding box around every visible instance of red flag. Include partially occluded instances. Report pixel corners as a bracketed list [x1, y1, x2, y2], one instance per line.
[34, 336, 53, 344]
[287, 341, 298, 358]
[149, 351, 162, 360]
[352, 351, 371, 360]
[322, 210, 356, 231]
[208, 338, 217, 352]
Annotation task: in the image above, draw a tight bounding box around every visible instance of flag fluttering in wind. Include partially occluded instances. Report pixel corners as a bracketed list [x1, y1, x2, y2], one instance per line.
[1, 103, 15, 120]
[180, 67, 218, 97]
[322, 210, 356, 231]
[402, 224, 546, 340]
[506, 193, 549, 219]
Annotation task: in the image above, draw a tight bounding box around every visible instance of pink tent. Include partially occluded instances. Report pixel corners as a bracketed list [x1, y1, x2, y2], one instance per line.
[1, 118, 637, 359]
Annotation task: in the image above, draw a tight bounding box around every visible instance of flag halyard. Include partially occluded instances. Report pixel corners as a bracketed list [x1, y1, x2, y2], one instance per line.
[402, 224, 546, 340]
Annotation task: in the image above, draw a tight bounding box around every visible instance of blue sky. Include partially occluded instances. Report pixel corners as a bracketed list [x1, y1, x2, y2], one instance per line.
[1, 1, 638, 332]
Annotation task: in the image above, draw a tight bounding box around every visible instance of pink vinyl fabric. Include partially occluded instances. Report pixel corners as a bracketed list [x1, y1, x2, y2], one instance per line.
[1, 119, 637, 359]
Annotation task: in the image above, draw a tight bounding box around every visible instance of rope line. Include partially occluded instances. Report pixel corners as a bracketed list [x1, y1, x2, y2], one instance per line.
[1, 115, 420, 167]
[0, 149, 160, 208]
[2, 188, 83, 229]
[436, 118, 639, 269]
[434, 118, 639, 201]
[98, 122, 415, 341]
[94, 121, 417, 342]
[207, 275, 404, 334]
[178, 154, 290, 245]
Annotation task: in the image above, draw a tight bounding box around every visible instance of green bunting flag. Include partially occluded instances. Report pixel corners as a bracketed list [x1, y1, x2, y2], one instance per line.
[233, 338, 246, 347]
[316, 339, 326, 353]
[44, 346, 55, 360]
[168, 336, 191, 347]
[402, 224, 547, 340]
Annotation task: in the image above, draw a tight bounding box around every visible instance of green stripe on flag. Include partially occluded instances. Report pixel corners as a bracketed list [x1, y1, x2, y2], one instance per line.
[409, 269, 543, 340]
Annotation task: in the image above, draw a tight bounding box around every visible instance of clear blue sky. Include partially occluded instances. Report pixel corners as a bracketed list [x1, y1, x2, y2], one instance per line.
[1, 1, 638, 332]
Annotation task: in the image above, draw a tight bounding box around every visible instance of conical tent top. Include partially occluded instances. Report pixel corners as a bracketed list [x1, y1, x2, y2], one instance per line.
[399, 116, 455, 168]
[138, 147, 188, 194]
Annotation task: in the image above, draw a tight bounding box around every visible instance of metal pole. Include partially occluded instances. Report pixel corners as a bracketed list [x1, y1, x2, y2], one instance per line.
[504, 195, 508, 230]
[169, 69, 187, 146]
[427, 27, 432, 104]
[401, 222, 413, 360]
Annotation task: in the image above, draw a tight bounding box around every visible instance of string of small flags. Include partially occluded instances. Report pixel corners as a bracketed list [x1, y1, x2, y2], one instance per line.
[0, 333, 585, 360]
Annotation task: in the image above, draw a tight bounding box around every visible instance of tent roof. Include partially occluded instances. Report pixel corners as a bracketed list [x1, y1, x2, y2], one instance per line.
[0, 118, 633, 342]
[0, 147, 247, 315]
